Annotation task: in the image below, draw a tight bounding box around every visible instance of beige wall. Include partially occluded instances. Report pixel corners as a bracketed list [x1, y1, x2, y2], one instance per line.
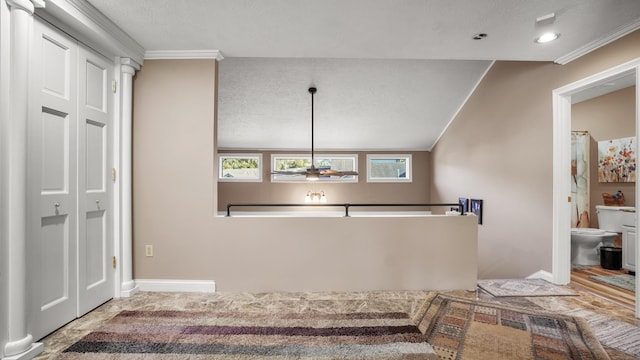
[572, 87, 636, 228]
[430, 30, 640, 279]
[217, 150, 430, 211]
[133, 60, 477, 292]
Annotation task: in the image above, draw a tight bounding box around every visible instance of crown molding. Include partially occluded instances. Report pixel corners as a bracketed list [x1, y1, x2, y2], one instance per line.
[145, 50, 224, 61]
[555, 18, 640, 65]
[36, 0, 145, 64]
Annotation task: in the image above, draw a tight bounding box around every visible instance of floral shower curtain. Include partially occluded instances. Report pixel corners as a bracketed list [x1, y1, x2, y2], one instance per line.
[571, 131, 590, 228]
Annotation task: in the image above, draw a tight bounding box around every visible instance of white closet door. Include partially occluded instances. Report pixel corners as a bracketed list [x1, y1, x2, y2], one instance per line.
[28, 19, 78, 341]
[77, 46, 114, 316]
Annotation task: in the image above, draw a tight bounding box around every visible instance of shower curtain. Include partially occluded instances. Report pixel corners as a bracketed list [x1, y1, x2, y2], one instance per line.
[571, 131, 590, 228]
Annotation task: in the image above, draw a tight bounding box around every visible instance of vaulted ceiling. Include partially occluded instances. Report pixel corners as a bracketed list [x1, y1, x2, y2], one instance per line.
[88, 0, 640, 150]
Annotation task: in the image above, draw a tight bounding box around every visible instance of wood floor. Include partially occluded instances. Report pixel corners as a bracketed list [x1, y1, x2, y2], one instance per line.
[570, 265, 636, 309]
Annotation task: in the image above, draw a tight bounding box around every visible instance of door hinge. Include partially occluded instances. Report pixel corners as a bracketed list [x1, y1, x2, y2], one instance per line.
[112, 168, 117, 182]
[112, 80, 117, 93]
[112, 256, 117, 269]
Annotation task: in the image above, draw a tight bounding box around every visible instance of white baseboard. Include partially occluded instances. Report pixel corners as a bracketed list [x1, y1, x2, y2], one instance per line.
[134, 279, 216, 293]
[526, 270, 554, 283]
[3, 343, 43, 360]
[120, 285, 140, 298]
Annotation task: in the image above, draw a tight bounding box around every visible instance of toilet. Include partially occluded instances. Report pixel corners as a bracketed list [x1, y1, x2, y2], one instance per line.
[571, 205, 635, 265]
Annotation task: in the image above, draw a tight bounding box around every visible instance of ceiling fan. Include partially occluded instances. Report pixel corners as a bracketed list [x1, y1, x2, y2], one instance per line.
[272, 87, 359, 181]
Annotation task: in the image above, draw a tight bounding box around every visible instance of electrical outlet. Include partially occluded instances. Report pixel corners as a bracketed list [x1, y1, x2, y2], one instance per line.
[145, 245, 153, 257]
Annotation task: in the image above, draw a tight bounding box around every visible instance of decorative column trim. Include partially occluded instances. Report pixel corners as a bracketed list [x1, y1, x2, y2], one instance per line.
[119, 57, 140, 298]
[2, 0, 43, 358]
[5, 0, 34, 12]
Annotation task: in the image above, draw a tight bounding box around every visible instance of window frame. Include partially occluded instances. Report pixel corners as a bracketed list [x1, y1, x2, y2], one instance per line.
[217, 153, 263, 182]
[271, 154, 359, 183]
[366, 154, 412, 183]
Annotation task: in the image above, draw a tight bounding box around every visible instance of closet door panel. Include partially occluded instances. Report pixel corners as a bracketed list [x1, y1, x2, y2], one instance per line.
[28, 19, 78, 341]
[77, 46, 114, 316]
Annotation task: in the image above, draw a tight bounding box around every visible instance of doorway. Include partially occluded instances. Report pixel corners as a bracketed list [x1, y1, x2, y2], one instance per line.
[552, 58, 640, 318]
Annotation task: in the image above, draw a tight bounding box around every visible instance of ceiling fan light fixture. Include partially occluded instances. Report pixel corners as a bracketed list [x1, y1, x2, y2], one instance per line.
[272, 86, 358, 180]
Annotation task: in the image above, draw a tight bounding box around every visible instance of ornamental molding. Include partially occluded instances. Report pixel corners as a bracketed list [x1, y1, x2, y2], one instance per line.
[5, 0, 35, 13]
[144, 50, 224, 61]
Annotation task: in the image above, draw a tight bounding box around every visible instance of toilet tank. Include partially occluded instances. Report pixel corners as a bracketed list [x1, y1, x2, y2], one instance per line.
[596, 205, 636, 232]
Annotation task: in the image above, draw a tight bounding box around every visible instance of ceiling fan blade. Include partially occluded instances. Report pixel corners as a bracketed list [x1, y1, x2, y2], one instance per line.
[271, 170, 308, 175]
[319, 169, 359, 176]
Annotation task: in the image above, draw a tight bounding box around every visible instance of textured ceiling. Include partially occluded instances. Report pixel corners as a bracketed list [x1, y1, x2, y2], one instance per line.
[87, 0, 640, 150]
[218, 58, 492, 150]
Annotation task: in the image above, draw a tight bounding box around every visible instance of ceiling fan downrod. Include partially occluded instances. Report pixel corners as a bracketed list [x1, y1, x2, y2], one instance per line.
[309, 87, 317, 171]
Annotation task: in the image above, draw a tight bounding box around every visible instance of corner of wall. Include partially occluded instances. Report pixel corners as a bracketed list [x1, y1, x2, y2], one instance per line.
[526, 270, 554, 283]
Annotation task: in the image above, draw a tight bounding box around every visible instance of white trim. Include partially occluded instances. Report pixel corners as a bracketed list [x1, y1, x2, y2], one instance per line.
[112, 61, 122, 299]
[2, 343, 43, 360]
[366, 154, 412, 183]
[430, 61, 495, 151]
[120, 286, 139, 298]
[552, 58, 640, 318]
[34, 0, 145, 64]
[118, 59, 138, 299]
[135, 279, 216, 293]
[217, 153, 263, 182]
[5, 0, 34, 12]
[3, 2, 36, 357]
[144, 50, 224, 61]
[526, 270, 554, 283]
[555, 19, 640, 65]
[636, 69, 640, 318]
[552, 86, 572, 286]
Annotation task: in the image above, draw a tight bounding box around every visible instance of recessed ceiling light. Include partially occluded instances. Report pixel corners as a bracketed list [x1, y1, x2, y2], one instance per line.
[535, 32, 559, 44]
[472, 33, 488, 40]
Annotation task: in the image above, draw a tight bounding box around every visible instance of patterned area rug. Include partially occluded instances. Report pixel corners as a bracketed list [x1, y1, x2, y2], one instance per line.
[589, 274, 636, 292]
[56, 310, 439, 359]
[478, 278, 577, 297]
[413, 293, 610, 360]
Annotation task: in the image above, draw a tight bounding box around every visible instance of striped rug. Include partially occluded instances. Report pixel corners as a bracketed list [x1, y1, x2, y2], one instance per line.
[56, 310, 439, 359]
[589, 274, 635, 292]
[564, 308, 640, 357]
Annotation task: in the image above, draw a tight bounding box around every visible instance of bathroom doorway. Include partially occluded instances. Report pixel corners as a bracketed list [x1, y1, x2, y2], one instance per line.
[570, 84, 635, 310]
[552, 58, 640, 318]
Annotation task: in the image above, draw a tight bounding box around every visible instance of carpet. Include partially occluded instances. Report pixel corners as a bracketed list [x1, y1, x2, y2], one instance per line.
[589, 274, 636, 292]
[413, 293, 610, 360]
[477, 278, 577, 297]
[56, 310, 440, 359]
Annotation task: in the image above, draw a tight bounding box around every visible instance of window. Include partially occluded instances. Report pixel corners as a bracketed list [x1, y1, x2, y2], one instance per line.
[271, 154, 358, 182]
[366, 154, 412, 182]
[218, 153, 262, 182]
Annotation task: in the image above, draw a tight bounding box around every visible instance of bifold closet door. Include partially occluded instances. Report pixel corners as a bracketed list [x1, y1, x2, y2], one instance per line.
[29, 19, 79, 341]
[29, 19, 114, 340]
[77, 46, 114, 316]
